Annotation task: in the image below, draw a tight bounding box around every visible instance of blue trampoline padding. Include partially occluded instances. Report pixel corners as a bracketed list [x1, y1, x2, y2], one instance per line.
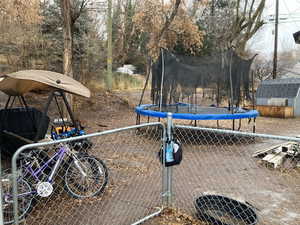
[135, 104, 259, 120]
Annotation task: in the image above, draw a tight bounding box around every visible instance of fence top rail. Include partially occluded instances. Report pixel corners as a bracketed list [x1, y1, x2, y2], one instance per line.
[12, 122, 165, 163]
[174, 124, 300, 142]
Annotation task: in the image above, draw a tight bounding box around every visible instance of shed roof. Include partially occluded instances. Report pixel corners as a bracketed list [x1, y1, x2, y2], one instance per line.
[256, 78, 300, 98]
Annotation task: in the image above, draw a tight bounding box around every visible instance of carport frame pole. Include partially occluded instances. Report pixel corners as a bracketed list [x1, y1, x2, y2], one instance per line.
[162, 113, 173, 207]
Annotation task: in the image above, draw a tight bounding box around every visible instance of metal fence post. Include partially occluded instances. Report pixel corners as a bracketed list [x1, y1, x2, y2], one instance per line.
[12, 152, 19, 225]
[0, 151, 4, 225]
[162, 113, 173, 207]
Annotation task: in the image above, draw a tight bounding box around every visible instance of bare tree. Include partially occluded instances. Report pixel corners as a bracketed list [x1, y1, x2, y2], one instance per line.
[232, 0, 266, 53]
[60, 0, 90, 111]
[60, 0, 90, 79]
[253, 50, 299, 82]
[201, 0, 266, 55]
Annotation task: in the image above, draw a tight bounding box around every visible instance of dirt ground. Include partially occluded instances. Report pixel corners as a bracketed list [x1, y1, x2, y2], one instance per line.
[69, 89, 300, 136]
[1, 89, 300, 225]
[76, 90, 300, 225]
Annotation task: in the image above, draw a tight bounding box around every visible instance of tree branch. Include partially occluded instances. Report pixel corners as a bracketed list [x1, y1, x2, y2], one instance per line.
[71, 0, 89, 25]
[157, 0, 181, 44]
[236, 0, 241, 24]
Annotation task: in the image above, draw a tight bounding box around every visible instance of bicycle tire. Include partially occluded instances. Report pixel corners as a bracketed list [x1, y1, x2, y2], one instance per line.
[64, 155, 108, 198]
[2, 177, 33, 224]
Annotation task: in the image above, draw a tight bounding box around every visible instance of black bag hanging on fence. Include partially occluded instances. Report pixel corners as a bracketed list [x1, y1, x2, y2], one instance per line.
[159, 139, 182, 167]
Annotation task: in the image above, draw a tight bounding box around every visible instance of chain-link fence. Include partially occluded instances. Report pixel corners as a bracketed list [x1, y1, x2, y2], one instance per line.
[1, 123, 166, 225]
[2, 117, 300, 225]
[172, 124, 300, 225]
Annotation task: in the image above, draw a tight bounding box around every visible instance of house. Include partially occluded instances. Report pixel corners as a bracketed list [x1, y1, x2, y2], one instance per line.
[256, 78, 300, 117]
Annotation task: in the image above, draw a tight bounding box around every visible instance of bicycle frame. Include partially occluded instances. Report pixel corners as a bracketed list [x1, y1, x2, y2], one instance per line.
[4, 144, 86, 203]
[22, 145, 69, 184]
[3, 142, 108, 225]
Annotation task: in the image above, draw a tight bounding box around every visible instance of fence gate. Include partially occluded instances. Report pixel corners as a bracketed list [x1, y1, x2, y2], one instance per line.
[1, 123, 165, 225]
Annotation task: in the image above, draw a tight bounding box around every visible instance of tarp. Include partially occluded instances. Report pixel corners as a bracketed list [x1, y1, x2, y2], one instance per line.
[0, 70, 90, 97]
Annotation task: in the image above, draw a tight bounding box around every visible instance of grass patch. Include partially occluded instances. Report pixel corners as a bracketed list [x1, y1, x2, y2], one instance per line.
[86, 71, 145, 91]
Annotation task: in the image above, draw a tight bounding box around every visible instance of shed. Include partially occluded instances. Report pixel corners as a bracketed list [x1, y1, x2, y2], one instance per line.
[256, 78, 300, 117]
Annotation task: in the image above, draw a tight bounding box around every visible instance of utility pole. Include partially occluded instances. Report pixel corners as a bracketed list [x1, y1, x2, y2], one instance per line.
[272, 0, 279, 79]
[106, 0, 113, 90]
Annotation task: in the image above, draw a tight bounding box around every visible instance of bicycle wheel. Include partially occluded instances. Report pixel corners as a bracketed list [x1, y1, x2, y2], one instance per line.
[2, 177, 33, 224]
[64, 156, 108, 198]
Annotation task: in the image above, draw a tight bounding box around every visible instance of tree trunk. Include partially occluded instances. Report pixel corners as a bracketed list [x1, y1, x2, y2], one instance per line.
[60, 0, 73, 78]
[60, 0, 74, 114]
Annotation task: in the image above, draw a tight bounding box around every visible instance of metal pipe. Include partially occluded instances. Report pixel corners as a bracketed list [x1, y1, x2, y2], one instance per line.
[0, 150, 4, 225]
[12, 160, 19, 224]
[159, 49, 165, 111]
[131, 207, 163, 225]
[61, 91, 78, 130]
[252, 71, 255, 110]
[166, 113, 173, 206]
[136, 114, 140, 125]
[14, 122, 165, 153]
[34, 92, 54, 142]
[10, 96, 16, 109]
[161, 117, 167, 206]
[20, 96, 29, 110]
[229, 50, 235, 131]
[138, 58, 151, 106]
[4, 96, 11, 109]
[175, 124, 300, 142]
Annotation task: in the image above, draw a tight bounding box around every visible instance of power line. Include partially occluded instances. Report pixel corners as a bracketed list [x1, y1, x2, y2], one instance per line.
[282, 0, 300, 27]
[281, 68, 300, 76]
[266, 20, 300, 25]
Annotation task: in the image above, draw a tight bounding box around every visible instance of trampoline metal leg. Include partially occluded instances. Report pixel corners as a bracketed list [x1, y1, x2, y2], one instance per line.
[237, 119, 242, 131]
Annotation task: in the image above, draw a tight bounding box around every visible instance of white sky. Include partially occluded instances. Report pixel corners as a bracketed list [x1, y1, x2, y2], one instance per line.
[247, 0, 300, 59]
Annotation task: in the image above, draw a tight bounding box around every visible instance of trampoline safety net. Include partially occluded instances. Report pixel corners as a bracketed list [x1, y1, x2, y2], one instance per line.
[151, 49, 256, 108]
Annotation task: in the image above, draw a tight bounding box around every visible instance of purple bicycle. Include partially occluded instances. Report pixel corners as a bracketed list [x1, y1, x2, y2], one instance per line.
[1, 144, 108, 224]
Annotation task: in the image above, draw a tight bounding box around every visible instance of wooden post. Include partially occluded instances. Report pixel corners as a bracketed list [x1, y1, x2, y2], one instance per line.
[272, 0, 279, 79]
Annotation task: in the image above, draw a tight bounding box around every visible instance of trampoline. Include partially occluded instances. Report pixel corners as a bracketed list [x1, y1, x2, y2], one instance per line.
[136, 103, 258, 120]
[136, 48, 259, 131]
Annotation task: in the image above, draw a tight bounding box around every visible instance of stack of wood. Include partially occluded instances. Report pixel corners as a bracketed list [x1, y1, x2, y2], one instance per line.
[253, 142, 300, 169]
